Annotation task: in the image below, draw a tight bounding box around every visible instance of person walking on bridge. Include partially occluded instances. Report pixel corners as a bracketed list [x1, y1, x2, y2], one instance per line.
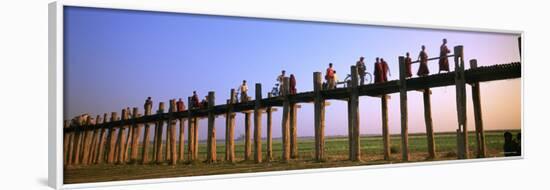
[417, 45, 430, 77]
[405, 52, 413, 78]
[381, 58, 391, 82]
[144, 97, 153, 115]
[176, 98, 186, 112]
[325, 63, 336, 89]
[277, 70, 286, 96]
[373, 57, 384, 84]
[289, 74, 297, 94]
[356, 57, 367, 85]
[439, 38, 451, 73]
[240, 80, 249, 102]
[191, 91, 200, 109]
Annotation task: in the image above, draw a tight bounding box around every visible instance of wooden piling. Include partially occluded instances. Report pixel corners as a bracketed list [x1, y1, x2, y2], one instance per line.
[423, 89, 436, 159]
[453, 45, 469, 159]
[206, 92, 217, 163]
[169, 100, 178, 165]
[381, 95, 390, 161]
[313, 72, 325, 161]
[226, 89, 236, 163]
[187, 97, 195, 161]
[81, 117, 94, 165]
[398, 56, 410, 161]
[117, 109, 129, 164]
[155, 102, 166, 164]
[193, 112, 199, 161]
[130, 108, 141, 163]
[178, 117, 185, 162]
[266, 94, 273, 162]
[107, 112, 118, 164]
[96, 113, 108, 164]
[72, 117, 83, 165]
[63, 120, 71, 165]
[244, 111, 252, 161]
[470, 59, 486, 158]
[141, 105, 152, 164]
[290, 103, 298, 159]
[348, 66, 361, 161]
[281, 77, 291, 161]
[254, 83, 263, 163]
[89, 115, 101, 164]
[123, 109, 135, 162]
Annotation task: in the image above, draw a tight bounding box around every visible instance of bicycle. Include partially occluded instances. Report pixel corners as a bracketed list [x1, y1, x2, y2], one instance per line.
[336, 72, 373, 88]
[270, 83, 280, 97]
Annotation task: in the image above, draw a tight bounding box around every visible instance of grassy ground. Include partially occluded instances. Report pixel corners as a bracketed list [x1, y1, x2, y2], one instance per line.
[64, 130, 520, 184]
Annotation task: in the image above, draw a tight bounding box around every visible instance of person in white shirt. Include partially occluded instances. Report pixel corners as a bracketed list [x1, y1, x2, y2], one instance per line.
[276, 70, 286, 95]
[240, 80, 249, 102]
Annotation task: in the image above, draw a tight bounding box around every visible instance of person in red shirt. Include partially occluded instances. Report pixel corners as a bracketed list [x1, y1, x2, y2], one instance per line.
[176, 98, 186, 112]
[417, 45, 430, 77]
[191, 91, 200, 109]
[325, 63, 335, 89]
[373, 57, 384, 84]
[289, 74, 297, 94]
[405, 52, 413, 78]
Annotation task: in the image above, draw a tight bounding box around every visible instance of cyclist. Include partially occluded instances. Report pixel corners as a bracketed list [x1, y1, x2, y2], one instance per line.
[356, 57, 366, 85]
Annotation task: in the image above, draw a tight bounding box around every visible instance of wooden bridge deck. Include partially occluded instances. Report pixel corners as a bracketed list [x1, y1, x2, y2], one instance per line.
[65, 62, 520, 132]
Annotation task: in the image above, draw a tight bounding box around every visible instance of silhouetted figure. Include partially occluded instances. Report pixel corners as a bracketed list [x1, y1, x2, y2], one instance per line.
[356, 57, 367, 85]
[201, 96, 209, 109]
[289, 74, 297, 94]
[417, 45, 430, 76]
[503, 131, 519, 157]
[438, 38, 451, 73]
[405, 52, 413, 78]
[191, 91, 200, 109]
[176, 98, 186, 112]
[240, 80, 249, 102]
[381, 58, 391, 82]
[325, 63, 336, 89]
[374, 57, 384, 83]
[277, 70, 286, 95]
[144, 97, 153, 115]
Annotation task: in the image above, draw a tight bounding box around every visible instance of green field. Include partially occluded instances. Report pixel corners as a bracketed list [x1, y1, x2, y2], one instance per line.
[64, 130, 520, 184]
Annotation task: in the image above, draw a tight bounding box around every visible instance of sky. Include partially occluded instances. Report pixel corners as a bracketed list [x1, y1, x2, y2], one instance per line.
[64, 6, 521, 140]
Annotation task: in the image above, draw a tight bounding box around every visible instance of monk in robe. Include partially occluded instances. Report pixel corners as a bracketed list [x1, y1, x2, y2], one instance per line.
[373, 57, 384, 83]
[380, 58, 391, 82]
[438, 38, 451, 73]
[289, 74, 297, 94]
[417, 45, 429, 76]
[405, 52, 413, 78]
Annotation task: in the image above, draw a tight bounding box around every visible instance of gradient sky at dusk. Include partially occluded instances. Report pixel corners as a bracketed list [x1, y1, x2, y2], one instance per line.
[64, 6, 521, 140]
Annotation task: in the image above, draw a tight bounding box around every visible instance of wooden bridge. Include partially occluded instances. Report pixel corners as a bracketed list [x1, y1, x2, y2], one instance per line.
[63, 45, 521, 166]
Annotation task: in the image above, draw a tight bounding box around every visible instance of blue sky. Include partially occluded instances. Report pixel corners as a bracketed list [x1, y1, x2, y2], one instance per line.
[64, 6, 521, 140]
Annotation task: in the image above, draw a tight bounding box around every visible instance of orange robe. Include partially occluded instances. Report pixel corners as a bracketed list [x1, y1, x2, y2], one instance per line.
[405, 57, 413, 78]
[374, 62, 384, 83]
[417, 51, 429, 76]
[439, 44, 450, 72]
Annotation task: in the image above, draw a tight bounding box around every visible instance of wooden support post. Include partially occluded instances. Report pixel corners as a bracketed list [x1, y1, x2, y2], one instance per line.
[165, 107, 171, 162]
[348, 66, 361, 161]
[281, 77, 291, 161]
[168, 100, 178, 165]
[178, 117, 185, 162]
[193, 114, 199, 160]
[96, 113, 108, 164]
[398, 56, 410, 161]
[187, 97, 195, 162]
[226, 89, 236, 163]
[123, 109, 133, 163]
[454, 45, 469, 159]
[423, 89, 436, 159]
[72, 118, 83, 165]
[470, 59, 486, 158]
[117, 109, 129, 164]
[254, 83, 263, 163]
[266, 94, 273, 162]
[155, 102, 166, 164]
[81, 117, 93, 165]
[313, 72, 325, 161]
[206, 92, 217, 163]
[130, 108, 141, 163]
[290, 103, 298, 159]
[63, 120, 71, 166]
[107, 112, 119, 164]
[381, 95, 391, 161]
[141, 105, 152, 164]
[244, 111, 252, 161]
[89, 115, 101, 164]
